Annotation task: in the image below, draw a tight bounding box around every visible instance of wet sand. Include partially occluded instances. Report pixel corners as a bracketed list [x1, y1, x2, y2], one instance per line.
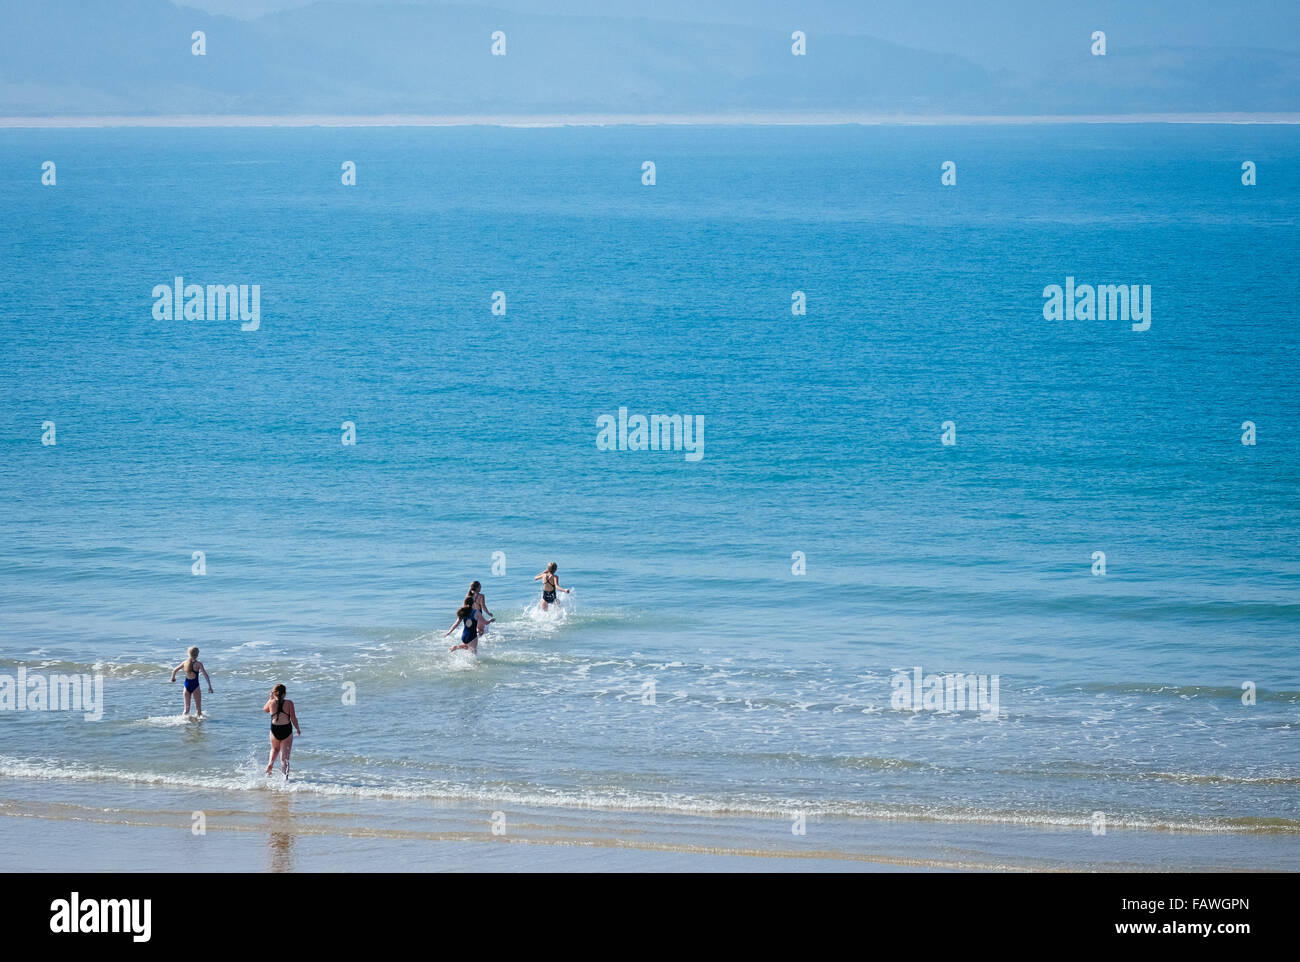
[1, 776, 1292, 872]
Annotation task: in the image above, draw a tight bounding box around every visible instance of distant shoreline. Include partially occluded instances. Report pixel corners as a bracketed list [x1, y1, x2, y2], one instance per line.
[3, 112, 1300, 129]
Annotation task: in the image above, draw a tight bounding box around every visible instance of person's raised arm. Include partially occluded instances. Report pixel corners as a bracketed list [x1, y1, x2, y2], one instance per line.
[444, 617, 463, 638]
[170, 662, 183, 682]
[533, 572, 545, 581]
[263, 698, 274, 714]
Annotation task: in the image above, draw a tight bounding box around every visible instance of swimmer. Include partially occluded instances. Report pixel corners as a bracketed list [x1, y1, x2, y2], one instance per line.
[446, 603, 480, 654]
[263, 684, 301, 779]
[169, 646, 213, 717]
[468, 580, 494, 635]
[533, 562, 570, 611]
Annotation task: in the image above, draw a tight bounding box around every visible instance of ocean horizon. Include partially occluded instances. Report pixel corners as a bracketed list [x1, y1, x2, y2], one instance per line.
[5, 112, 1300, 128]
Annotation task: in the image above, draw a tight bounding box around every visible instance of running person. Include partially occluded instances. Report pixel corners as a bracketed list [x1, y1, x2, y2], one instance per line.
[169, 646, 213, 717]
[263, 684, 301, 779]
[468, 580, 494, 636]
[446, 603, 480, 654]
[533, 562, 570, 611]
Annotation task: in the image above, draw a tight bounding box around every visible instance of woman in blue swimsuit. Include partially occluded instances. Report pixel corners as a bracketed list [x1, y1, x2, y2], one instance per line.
[446, 600, 481, 654]
[169, 646, 213, 717]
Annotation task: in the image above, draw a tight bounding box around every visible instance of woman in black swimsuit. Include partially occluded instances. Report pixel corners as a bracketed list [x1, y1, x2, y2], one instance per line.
[263, 684, 301, 779]
[533, 561, 570, 611]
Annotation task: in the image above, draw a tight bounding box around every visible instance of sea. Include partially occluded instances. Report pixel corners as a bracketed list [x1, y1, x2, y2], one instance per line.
[0, 123, 1297, 869]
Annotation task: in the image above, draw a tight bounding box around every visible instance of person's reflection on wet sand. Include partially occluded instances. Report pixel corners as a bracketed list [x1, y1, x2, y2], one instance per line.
[268, 790, 294, 872]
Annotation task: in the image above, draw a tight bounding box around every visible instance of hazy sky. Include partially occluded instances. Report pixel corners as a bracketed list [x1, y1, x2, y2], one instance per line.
[183, 0, 1300, 71]
[5, 1, 1297, 117]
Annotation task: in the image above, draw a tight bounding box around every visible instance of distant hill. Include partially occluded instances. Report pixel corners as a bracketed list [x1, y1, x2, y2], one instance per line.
[1, 0, 1296, 116]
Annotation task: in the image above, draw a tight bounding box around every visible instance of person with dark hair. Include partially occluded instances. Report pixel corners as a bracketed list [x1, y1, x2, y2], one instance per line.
[263, 684, 301, 779]
[446, 603, 480, 654]
[468, 580, 494, 636]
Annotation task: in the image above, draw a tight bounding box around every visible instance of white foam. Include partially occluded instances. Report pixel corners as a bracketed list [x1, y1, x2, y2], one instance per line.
[0, 754, 1283, 834]
[138, 714, 207, 727]
[522, 590, 576, 626]
[444, 650, 480, 670]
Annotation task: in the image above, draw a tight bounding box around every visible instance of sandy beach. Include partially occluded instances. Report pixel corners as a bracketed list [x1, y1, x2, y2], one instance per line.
[1, 775, 1293, 872]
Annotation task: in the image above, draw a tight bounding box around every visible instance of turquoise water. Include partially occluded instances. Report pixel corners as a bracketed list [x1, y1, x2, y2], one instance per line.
[0, 125, 1297, 859]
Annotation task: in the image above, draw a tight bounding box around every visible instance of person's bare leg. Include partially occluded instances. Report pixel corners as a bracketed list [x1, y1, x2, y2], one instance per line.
[194, 688, 202, 717]
[266, 737, 281, 775]
[281, 735, 292, 779]
[183, 688, 192, 715]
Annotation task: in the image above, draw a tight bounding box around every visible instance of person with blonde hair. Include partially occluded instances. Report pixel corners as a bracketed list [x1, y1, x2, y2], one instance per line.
[169, 646, 213, 716]
[533, 562, 570, 611]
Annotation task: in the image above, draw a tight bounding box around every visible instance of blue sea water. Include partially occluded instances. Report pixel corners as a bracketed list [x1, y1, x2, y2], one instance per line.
[0, 124, 1297, 863]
